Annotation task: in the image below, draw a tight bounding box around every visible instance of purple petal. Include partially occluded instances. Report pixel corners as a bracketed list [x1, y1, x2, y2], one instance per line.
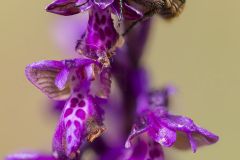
[161, 115, 219, 151]
[148, 86, 176, 108]
[25, 60, 70, 100]
[53, 95, 105, 159]
[160, 115, 197, 132]
[93, 0, 114, 9]
[5, 153, 56, 160]
[197, 126, 219, 143]
[46, 0, 92, 16]
[147, 141, 164, 160]
[187, 133, 198, 153]
[46, 0, 80, 16]
[128, 138, 148, 160]
[53, 95, 89, 159]
[55, 68, 70, 90]
[125, 118, 149, 148]
[148, 125, 176, 147]
[25, 59, 98, 100]
[192, 125, 219, 150]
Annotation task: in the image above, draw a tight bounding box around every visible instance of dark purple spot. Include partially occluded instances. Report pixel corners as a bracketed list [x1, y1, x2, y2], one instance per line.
[153, 142, 159, 146]
[106, 40, 111, 48]
[76, 67, 86, 80]
[101, 15, 106, 24]
[100, 46, 105, 51]
[78, 94, 83, 99]
[76, 109, 86, 120]
[71, 146, 77, 153]
[78, 100, 86, 107]
[95, 13, 100, 24]
[67, 135, 72, 143]
[88, 16, 93, 26]
[74, 120, 81, 128]
[131, 140, 148, 158]
[71, 98, 79, 104]
[73, 88, 80, 93]
[71, 76, 76, 81]
[74, 129, 80, 137]
[99, 28, 105, 40]
[70, 103, 77, 108]
[92, 33, 100, 43]
[65, 120, 72, 128]
[93, 23, 99, 31]
[104, 27, 112, 37]
[64, 108, 73, 118]
[149, 148, 161, 158]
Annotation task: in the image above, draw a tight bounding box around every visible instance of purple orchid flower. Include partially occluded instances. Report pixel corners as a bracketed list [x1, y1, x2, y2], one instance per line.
[46, 0, 143, 20]
[6, 0, 220, 159]
[25, 58, 111, 159]
[126, 86, 219, 153]
[46, 0, 143, 63]
[48, 1, 125, 64]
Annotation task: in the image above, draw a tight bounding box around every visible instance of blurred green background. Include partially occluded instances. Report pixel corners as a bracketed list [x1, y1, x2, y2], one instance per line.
[0, 0, 239, 159]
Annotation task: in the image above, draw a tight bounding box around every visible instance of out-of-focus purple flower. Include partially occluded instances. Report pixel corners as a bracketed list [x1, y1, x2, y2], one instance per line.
[51, 100, 66, 114]
[124, 138, 164, 160]
[100, 137, 164, 160]
[51, 14, 88, 56]
[126, 86, 219, 153]
[25, 58, 111, 159]
[46, 0, 143, 20]
[5, 152, 56, 160]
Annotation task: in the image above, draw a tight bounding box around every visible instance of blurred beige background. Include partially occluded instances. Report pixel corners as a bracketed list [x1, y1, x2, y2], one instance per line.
[0, 0, 239, 159]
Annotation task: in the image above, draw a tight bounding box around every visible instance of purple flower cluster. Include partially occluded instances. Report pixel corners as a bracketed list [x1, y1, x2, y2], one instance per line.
[6, 0, 218, 160]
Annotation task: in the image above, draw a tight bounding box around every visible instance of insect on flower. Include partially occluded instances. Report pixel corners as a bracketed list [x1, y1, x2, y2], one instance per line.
[132, 0, 186, 18]
[121, 0, 186, 36]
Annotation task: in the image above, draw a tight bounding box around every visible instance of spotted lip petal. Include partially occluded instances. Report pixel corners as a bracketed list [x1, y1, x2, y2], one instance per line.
[76, 6, 119, 57]
[51, 60, 106, 159]
[5, 152, 56, 160]
[53, 94, 105, 159]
